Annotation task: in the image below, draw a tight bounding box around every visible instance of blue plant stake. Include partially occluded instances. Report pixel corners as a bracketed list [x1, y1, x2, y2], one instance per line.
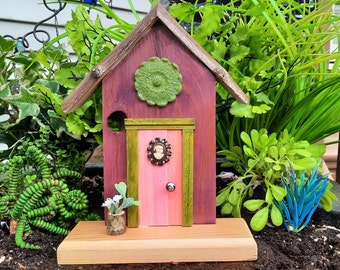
[84, 0, 98, 4]
[274, 164, 330, 233]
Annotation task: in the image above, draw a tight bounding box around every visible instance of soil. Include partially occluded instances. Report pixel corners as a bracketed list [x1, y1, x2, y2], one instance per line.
[1, 175, 340, 270]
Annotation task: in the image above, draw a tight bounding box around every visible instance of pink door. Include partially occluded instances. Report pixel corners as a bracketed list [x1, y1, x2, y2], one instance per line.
[137, 130, 182, 226]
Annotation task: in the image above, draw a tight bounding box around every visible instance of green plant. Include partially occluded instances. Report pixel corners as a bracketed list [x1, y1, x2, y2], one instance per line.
[52, 0, 141, 143]
[1, 0, 142, 158]
[274, 163, 334, 233]
[102, 182, 141, 214]
[216, 128, 337, 231]
[171, 0, 339, 231]
[0, 39, 96, 169]
[0, 144, 101, 249]
[170, 0, 340, 149]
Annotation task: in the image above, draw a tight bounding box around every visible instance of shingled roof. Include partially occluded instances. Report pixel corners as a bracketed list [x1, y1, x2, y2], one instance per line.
[61, 3, 248, 113]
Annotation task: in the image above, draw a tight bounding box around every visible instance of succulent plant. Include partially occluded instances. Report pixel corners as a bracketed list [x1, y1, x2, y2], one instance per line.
[274, 163, 335, 233]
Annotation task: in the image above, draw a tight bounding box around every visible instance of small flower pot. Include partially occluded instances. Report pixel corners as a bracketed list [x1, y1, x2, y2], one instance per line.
[106, 211, 126, 235]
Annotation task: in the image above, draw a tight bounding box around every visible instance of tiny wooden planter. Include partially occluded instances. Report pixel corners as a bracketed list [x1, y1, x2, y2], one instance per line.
[106, 211, 126, 236]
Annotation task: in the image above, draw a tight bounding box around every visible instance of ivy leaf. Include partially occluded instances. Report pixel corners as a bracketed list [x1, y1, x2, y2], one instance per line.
[34, 51, 51, 70]
[47, 110, 71, 138]
[0, 83, 10, 98]
[33, 80, 65, 116]
[7, 55, 34, 67]
[0, 35, 16, 53]
[3, 88, 40, 123]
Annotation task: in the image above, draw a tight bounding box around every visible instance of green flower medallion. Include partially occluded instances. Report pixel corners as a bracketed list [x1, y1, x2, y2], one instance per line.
[134, 57, 182, 106]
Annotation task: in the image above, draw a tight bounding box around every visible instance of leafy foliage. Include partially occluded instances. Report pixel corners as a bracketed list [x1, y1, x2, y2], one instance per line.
[53, 1, 137, 143]
[274, 163, 336, 233]
[1, 1, 139, 160]
[216, 128, 330, 231]
[172, 0, 339, 231]
[0, 36, 92, 162]
[170, 0, 340, 149]
[0, 144, 101, 249]
[0, 0, 143, 248]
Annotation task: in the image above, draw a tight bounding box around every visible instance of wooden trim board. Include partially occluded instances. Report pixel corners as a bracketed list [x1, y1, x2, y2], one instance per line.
[57, 218, 257, 264]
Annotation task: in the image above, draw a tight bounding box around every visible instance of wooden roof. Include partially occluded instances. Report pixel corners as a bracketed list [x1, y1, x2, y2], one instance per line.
[61, 3, 248, 113]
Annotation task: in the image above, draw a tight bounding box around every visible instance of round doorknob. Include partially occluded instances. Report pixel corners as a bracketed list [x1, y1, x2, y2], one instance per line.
[166, 182, 176, 192]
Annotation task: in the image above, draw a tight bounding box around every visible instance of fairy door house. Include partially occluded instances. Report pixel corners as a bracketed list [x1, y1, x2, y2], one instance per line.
[62, 4, 248, 228]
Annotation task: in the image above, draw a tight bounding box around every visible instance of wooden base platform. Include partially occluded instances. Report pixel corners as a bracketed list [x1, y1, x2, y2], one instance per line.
[57, 218, 257, 265]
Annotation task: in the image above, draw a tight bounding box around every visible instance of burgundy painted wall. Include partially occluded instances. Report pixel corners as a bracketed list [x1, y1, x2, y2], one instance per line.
[102, 22, 216, 224]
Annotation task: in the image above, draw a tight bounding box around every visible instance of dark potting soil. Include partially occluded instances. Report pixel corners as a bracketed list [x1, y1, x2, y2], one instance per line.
[0, 175, 339, 270]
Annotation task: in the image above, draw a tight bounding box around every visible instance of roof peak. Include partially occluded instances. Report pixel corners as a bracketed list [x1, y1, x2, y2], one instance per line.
[61, 3, 248, 113]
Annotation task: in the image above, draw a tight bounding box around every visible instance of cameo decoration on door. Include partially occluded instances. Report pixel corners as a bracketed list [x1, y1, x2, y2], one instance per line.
[147, 137, 172, 165]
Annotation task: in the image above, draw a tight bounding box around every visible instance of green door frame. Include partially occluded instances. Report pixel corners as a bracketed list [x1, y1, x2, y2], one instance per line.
[125, 118, 195, 227]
